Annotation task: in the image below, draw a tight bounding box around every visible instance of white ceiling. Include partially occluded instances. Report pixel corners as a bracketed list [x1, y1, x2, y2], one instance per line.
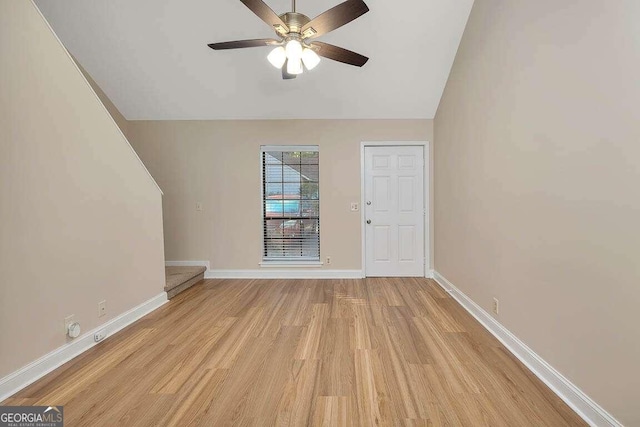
[35, 0, 473, 120]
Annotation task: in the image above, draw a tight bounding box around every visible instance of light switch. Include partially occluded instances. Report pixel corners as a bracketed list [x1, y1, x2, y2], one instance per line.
[350, 202, 359, 212]
[196, 202, 203, 212]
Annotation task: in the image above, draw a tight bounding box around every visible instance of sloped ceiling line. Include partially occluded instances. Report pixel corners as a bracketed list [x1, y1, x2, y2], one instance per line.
[35, 0, 474, 120]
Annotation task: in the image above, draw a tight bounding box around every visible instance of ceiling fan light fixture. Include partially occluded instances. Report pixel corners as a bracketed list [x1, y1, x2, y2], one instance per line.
[287, 57, 304, 75]
[267, 46, 287, 68]
[207, 0, 371, 79]
[285, 39, 303, 61]
[302, 48, 321, 70]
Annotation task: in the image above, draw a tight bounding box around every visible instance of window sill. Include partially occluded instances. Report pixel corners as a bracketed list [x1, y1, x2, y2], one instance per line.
[259, 261, 324, 268]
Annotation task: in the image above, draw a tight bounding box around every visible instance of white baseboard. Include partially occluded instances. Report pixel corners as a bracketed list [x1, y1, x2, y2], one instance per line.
[432, 271, 622, 427]
[167, 261, 363, 279]
[0, 292, 168, 402]
[205, 269, 364, 279]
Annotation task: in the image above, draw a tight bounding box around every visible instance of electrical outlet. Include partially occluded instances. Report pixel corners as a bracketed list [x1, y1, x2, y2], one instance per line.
[98, 300, 107, 317]
[326, 256, 331, 265]
[94, 329, 107, 342]
[196, 202, 203, 212]
[350, 202, 359, 212]
[492, 297, 499, 315]
[64, 315, 75, 334]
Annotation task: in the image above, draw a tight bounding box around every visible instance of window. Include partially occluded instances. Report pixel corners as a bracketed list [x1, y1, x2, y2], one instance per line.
[261, 146, 319, 262]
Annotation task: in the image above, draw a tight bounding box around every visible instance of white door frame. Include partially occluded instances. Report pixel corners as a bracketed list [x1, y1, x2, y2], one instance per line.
[360, 141, 431, 278]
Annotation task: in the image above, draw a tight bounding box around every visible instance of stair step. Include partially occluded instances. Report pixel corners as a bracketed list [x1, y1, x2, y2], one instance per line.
[165, 266, 206, 299]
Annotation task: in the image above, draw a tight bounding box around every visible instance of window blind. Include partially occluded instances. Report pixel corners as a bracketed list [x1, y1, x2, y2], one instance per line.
[261, 146, 320, 261]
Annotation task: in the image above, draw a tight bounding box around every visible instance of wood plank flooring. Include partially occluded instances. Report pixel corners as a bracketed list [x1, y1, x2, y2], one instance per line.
[3, 278, 586, 426]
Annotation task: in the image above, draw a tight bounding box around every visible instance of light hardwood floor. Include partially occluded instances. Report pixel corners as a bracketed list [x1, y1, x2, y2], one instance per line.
[4, 278, 586, 426]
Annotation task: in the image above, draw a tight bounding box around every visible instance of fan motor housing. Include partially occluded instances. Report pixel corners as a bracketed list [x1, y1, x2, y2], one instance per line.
[279, 12, 311, 34]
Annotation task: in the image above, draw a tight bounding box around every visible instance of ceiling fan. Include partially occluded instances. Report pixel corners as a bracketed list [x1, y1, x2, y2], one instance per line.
[208, 0, 370, 79]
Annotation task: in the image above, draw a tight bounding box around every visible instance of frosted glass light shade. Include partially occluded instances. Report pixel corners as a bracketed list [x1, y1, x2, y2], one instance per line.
[285, 39, 303, 61]
[302, 48, 321, 70]
[287, 58, 303, 75]
[267, 47, 287, 69]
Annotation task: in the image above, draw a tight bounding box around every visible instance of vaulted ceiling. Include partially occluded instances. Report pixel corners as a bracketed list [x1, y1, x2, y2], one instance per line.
[35, 0, 473, 120]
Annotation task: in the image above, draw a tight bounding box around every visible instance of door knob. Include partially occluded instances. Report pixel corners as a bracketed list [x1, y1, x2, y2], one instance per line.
[366, 220, 371, 224]
[366, 201, 372, 205]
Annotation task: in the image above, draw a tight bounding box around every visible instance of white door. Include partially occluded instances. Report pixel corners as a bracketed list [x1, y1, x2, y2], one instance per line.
[364, 146, 425, 277]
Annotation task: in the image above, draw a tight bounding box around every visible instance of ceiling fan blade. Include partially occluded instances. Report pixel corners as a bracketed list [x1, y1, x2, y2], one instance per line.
[239, 0, 289, 35]
[207, 39, 279, 50]
[312, 42, 369, 67]
[282, 60, 297, 79]
[301, 0, 369, 39]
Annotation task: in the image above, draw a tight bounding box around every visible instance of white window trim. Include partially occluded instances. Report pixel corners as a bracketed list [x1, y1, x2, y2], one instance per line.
[261, 145, 319, 153]
[259, 261, 324, 268]
[260, 145, 321, 264]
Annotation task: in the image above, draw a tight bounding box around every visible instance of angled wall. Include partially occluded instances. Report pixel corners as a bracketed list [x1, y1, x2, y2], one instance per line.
[76, 60, 129, 138]
[435, 0, 640, 424]
[0, 0, 165, 380]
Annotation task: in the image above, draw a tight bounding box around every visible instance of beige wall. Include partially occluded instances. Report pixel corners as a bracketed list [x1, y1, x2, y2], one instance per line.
[128, 120, 433, 271]
[435, 0, 640, 424]
[76, 60, 129, 138]
[0, 1, 165, 378]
